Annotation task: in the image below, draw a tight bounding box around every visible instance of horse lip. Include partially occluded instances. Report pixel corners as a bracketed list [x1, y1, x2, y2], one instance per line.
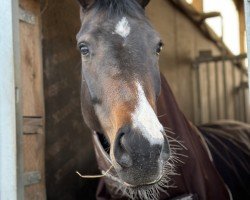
[122, 173, 163, 188]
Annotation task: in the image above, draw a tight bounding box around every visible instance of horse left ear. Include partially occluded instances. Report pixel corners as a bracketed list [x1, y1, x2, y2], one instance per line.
[136, 0, 150, 8]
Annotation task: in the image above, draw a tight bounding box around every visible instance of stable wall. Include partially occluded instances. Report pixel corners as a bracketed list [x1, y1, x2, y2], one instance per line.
[146, 0, 245, 124]
[147, 0, 219, 122]
[41, 1, 98, 199]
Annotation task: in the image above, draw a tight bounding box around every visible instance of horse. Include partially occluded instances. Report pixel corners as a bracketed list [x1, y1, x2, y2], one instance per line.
[75, 0, 250, 199]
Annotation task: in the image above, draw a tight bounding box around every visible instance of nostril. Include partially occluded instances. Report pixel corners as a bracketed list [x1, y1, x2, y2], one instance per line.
[114, 130, 133, 168]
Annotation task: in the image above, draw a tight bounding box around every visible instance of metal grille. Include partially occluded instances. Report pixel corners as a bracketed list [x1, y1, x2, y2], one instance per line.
[193, 50, 249, 125]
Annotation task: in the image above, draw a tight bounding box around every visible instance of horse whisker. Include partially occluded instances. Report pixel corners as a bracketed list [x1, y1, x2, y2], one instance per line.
[171, 152, 188, 157]
[157, 113, 167, 118]
[164, 134, 188, 150]
[164, 129, 176, 135]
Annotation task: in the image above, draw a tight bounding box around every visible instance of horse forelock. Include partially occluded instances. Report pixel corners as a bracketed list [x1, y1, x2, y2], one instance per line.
[82, 0, 145, 19]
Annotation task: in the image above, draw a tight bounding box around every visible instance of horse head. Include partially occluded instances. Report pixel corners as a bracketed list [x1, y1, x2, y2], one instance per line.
[76, 0, 172, 198]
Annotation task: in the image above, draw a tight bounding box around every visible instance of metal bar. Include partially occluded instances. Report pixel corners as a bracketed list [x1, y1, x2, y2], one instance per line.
[222, 60, 228, 119]
[247, 89, 250, 123]
[206, 62, 212, 121]
[0, 0, 23, 200]
[237, 87, 243, 121]
[242, 88, 247, 122]
[195, 65, 202, 124]
[194, 53, 247, 63]
[240, 67, 244, 121]
[244, 0, 250, 88]
[235, 81, 249, 121]
[232, 60, 237, 120]
[215, 61, 220, 119]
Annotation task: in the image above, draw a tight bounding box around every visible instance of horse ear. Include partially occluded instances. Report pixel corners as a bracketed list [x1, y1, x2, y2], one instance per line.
[76, 0, 95, 9]
[136, 0, 150, 8]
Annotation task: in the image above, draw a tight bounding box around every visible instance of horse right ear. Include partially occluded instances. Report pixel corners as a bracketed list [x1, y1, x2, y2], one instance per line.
[76, 0, 95, 9]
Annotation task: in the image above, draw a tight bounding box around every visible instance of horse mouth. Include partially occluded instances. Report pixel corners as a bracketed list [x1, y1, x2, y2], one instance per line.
[94, 132, 165, 187]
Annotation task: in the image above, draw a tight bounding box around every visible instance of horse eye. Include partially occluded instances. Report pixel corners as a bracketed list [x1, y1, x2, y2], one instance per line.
[156, 41, 164, 55]
[79, 43, 90, 55]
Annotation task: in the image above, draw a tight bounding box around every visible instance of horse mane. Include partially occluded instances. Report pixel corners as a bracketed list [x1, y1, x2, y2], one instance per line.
[86, 0, 145, 19]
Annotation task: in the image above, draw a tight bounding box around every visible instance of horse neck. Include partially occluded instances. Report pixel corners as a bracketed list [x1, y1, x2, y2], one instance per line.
[156, 74, 230, 199]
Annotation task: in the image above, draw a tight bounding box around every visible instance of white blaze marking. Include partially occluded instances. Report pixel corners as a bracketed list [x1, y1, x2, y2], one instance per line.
[115, 17, 131, 38]
[132, 82, 164, 145]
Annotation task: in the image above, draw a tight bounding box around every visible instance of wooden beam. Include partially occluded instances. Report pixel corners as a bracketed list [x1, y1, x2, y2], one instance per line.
[19, 0, 46, 199]
[0, 0, 23, 200]
[238, 0, 246, 53]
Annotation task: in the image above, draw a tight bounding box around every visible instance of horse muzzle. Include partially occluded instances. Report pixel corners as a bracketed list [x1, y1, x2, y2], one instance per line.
[112, 125, 170, 186]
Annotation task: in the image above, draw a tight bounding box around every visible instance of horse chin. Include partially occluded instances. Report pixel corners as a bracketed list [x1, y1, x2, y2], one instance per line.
[122, 173, 164, 188]
[118, 170, 170, 200]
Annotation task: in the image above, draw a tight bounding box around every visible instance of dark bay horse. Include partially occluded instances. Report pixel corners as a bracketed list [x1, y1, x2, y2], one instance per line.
[75, 0, 250, 199]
